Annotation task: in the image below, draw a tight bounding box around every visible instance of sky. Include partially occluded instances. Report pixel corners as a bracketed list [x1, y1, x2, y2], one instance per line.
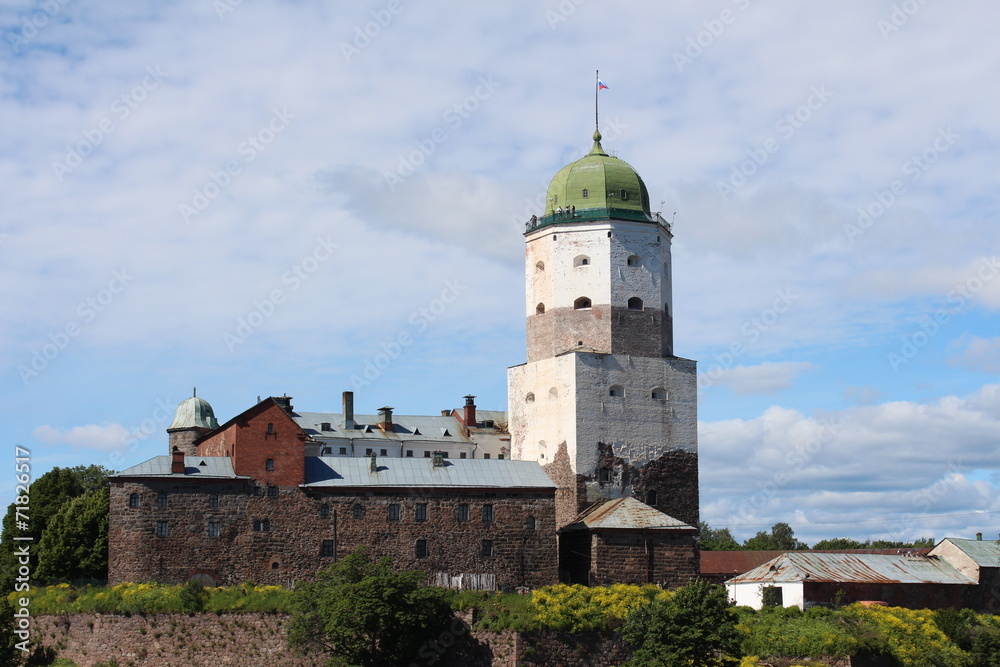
[2, 0, 999, 547]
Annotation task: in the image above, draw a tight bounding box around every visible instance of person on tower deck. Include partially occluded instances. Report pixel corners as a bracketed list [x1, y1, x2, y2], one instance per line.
[556, 206, 563, 217]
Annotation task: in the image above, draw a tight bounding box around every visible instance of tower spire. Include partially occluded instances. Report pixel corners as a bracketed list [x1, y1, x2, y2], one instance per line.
[595, 69, 600, 134]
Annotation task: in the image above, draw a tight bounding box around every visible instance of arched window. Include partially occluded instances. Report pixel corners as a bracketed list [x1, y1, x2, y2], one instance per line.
[582, 189, 589, 198]
[536, 303, 545, 315]
[129, 493, 140, 508]
[525, 392, 535, 403]
[652, 387, 667, 400]
[265, 458, 274, 471]
[627, 297, 643, 310]
[609, 385, 624, 397]
[352, 503, 363, 519]
[526, 516, 536, 530]
[627, 255, 640, 267]
[646, 489, 658, 506]
[574, 297, 592, 310]
[535, 261, 544, 271]
[549, 387, 558, 400]
[573, 255, 590, 267]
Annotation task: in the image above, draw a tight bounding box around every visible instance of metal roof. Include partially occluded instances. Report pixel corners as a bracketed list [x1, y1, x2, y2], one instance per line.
[727, 552, 975, 586]
[561, 497, 695, 532]
[294, 412, 475, 444]
[301, 457, 555, 489]
[112, 456, 246, 479]
[702, 549, 932, 577]
[168, 395, 219, 431]
[939, 538, 1000, 567]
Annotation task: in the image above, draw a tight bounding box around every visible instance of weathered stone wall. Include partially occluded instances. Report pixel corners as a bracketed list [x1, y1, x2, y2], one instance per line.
[590, 531, 699, 588]
[109, 478, 557, 590]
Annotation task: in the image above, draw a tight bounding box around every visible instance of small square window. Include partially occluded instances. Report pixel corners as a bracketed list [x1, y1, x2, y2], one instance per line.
[406, 450, 413, 457]
[460, 452, 467, 459]
[482, 504, 494, 522]
[380, 449, 387, 456]
[339, 447, 347, 455]
[415, 539, 428, 558]
[155, 521, 167, 537]
[599, 469, 611, 483]
[481, 540, 494, 558]
[129, 493, 140, 508]
[253, 486, 262, 497]
[267, 486, 278, 498]
[497, 454, 504, 460]
[424, 451, 431, 458]
[208, 522, 219, 537]
[209, 494, 218, 508]
[415, 504, 427, 522]
[321, 540, 335, 558]
[157, 492, 167, 508]
[365, 448, 373, 456]
[320, 504, 330, 518]
[483, 453, 490, 460]
[388, 504, 400, 522]
[253, 519, 270, 532]
[456, 504, 469, 522]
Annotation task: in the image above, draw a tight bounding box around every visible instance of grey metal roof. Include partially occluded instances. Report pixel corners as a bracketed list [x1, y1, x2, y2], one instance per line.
[294, 412, 473, 443]
[168, 396, 219, 431]
[727, 552, 976, 586]
[562, 497, 695, 532]
[301, 457, 555, 489]
[940, 538, 1000, 567]
[112, 456, 247, 479]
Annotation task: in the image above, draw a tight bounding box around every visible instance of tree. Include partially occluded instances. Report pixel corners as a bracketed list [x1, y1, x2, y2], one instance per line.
[698, 522, 740, 551]
[622, 579, 743, 667]
[811, 537, 865, 550]
[0, 465, 112, 588]
[36, 487, 109, 582]
[743, 522, 808, 551]
[288, 547, 454, 667]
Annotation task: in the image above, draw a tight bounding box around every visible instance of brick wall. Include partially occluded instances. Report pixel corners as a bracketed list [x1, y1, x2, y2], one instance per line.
[109, 478, 557, 590]
[589, 531, 698, 588]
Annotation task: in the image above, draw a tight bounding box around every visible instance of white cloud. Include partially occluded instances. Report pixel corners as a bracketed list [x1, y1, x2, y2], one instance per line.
[949, 336, 1000, 374]
[34, 423, 130, 452]
[704, 361, 813, 396]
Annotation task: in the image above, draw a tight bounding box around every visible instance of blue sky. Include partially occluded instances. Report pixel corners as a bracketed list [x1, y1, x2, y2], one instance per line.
[3, 0, 999, 545]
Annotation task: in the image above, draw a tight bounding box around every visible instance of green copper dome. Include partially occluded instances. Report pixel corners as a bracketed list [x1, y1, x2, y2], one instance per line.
[168, 393, 219, 431]
[544, 130, 651, 219]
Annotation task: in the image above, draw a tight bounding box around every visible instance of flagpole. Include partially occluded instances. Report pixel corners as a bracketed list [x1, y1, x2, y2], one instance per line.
[595, 69, 599, 131]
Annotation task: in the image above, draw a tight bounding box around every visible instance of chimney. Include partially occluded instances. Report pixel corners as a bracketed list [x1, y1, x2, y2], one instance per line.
[370, 453, 378, 473]
[432, 451, 445, 467]
[977, 532, 983, 541]
[171, 446, 185, 474]
[343, 391, 355, 429]
[441, 410, 451, 417]
[273, 395, 293, 413]
[378, 406, 394, 432]
[463, 395, 477, 428]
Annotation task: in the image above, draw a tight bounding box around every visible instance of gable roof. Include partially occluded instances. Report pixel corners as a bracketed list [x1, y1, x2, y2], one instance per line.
[112, 456, 248, 479]
[294, 411, 474, 444]
[560, 497, 695, 532]
[702, 549, 932, 579]
[301, 457, 555, 489]
[727, 552, 975, 586]
[936, 538, 1000, 567]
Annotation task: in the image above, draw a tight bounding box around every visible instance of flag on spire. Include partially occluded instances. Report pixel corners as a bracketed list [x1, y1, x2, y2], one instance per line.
[598, 79, 609, 90]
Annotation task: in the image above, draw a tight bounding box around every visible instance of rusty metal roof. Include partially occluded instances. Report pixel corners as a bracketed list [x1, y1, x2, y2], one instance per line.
[702, 549, 932, 577]
[561, 497, 695, 532]
[727, 552, 975, 586]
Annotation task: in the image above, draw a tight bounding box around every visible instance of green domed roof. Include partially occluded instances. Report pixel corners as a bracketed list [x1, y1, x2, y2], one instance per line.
[544, 130, 651, 220]
[168, 393, 219, 431]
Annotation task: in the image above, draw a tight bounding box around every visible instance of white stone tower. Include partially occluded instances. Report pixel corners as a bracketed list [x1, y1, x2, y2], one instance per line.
[508, 130, 698, 528]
